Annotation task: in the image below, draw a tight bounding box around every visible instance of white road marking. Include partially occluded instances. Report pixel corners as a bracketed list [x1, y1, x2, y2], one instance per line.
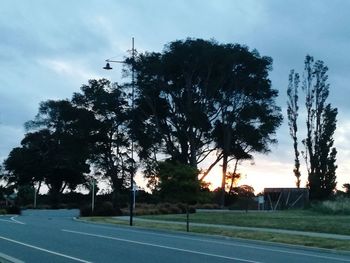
[0, 216, 25, 225]
[10, 216, 26, 225]
[0, 235, 92, 263]
[62, 229, 261, 263]
[78, 221, 350, 262]
[0, 218, 20, 224]
[132, 230, 350, 262]
[0, 218, 13, 223]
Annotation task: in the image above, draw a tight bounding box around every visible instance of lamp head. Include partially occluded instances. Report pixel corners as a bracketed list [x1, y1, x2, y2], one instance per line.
[103, 62, 113, 70]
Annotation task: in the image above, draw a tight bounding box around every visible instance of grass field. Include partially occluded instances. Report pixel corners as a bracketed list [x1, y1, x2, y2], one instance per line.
[82, 210, 350, 251]
[141, 210, 350, 235]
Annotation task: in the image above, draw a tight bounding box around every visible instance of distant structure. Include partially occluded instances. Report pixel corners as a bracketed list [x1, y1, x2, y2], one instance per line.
[263, 188, 309, 210]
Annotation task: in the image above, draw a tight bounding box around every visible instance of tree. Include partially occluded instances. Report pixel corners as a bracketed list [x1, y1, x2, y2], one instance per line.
[210, 46, 282, 207]
[291, 55, 338, 200]
[156, 160, 200, 204]
[343, 183, 350, 196]
[130, 39, 282, 202]
[3, 130, 49, 199]
[72, 79, 133, 208]
[131, 39, 218, 171]
[287, 70, 301, 187]
[21, 100, 96, 205]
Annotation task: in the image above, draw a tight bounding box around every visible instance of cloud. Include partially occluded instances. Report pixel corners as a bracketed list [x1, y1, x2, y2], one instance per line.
[0, 124, 24, 160]
[38, 58, 100, 81]
[0, 0, 349, 192]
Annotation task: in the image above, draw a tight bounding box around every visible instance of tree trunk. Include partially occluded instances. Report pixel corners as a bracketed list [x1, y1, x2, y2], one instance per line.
[220, 154, 228, 208]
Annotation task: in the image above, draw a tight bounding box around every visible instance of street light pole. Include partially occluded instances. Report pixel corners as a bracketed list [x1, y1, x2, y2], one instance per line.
[103, 37, 135, 226]
[129, 37, 135, 226]
[91, 177, 95, 214]
[33, 184, 37, 209]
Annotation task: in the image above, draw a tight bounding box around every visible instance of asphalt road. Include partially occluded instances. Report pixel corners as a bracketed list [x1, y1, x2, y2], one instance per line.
[0, 210, 350, 263]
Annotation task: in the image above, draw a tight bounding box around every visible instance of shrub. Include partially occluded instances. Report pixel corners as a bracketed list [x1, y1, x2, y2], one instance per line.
[122, 202, 196, 216]
[94, 201, 122, 216]
[6, 206, 21, 215]
[188, 206, 196, 213]
[79, 201, 122, 217]
[0, 209, 6, 215]
[80, 205, 93, 217]
[228, 198, 258, 211]
[176, 203, 187, 213]
[311, 197, 350, 215]
[196, 203, 220, 209]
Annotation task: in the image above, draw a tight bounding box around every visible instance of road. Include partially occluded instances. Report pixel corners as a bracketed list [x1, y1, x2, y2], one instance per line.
[0, 210, 349, 263]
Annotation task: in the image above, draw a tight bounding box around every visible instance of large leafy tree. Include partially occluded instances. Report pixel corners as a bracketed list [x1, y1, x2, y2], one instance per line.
[290, 55, 338, 200]
[72, 79, 132, 207]
[210, 46, 282, 206]
[131, 40, 218, 170]
[130, 39, 282, 205]
[21, 100, 96, 205]
[3, 130, 49, 195]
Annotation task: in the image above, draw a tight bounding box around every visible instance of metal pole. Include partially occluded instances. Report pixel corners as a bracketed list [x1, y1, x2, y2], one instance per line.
[33, 184, 37, 209]
[186, 206, 190, 232]
[91, 178, 95, 214]
[129, 37, 135, 226]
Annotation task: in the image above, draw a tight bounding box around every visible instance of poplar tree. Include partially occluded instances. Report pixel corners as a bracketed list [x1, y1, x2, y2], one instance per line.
[287, 70, 301, 188]
[289, 55, 338, 200]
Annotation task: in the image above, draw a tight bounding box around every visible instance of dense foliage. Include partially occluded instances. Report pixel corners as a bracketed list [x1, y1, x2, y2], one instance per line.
[130, 39, 282, 206]
[1, 38, 284, 208]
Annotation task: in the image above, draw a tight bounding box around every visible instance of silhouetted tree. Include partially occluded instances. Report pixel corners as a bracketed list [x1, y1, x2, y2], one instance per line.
[343, 183, 350, 196]
[130, 39, 282, 204]
[287, 70, 301, 187]
[72, 79, 133, 208]
[291, 55, 338, 200]
[22, 100, 95, 206]
[3, 131, 47, 201]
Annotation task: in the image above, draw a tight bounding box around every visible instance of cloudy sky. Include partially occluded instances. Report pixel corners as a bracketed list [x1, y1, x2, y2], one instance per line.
[1, 0, 349, 192]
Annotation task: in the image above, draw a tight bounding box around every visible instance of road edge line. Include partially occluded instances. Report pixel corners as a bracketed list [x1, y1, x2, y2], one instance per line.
[63, 228, 262, 263]
[0, 235, 92, 263]
[0, 252, 24, 263]
[10, 216, 25, 225]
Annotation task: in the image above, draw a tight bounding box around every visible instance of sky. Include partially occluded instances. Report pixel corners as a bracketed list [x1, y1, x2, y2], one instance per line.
[1, 0, 350, 193]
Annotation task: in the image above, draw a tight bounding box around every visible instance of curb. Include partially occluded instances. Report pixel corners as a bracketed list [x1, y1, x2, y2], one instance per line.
[0, 253, 24, 263]
[114, 216, 350, 240]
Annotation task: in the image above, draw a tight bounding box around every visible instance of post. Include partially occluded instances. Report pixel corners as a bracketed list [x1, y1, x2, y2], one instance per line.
[33, 185, 37, 209]
[91, 178, 95, 214]
[186, 206, 190, 232]
[129, 37, 135, 226]
[103, 37, 136, 226]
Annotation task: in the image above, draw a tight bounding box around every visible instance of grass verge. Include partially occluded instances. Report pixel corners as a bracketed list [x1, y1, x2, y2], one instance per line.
[141, 211, 350, 235]
[81, 216, 350, 251]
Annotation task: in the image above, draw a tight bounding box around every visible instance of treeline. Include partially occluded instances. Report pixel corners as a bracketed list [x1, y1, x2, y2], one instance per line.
[2, 38, 339, 209]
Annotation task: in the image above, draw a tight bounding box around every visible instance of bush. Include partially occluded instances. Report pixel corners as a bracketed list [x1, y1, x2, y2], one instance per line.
[195, 203, 220, 209]
[122, 203, 196, 216]
[94, 201, 122, 216]
[0, 209, 6, 215]
[80, 201, 122, 217]
[80, 205, 93, 217]
[228, 198, 258, 210]
[6, 206, 21, 215]
[311, 197, 350, 214]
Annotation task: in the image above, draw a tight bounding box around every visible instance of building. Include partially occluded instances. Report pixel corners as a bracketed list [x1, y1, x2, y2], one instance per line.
[263, 188, 309, 210]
